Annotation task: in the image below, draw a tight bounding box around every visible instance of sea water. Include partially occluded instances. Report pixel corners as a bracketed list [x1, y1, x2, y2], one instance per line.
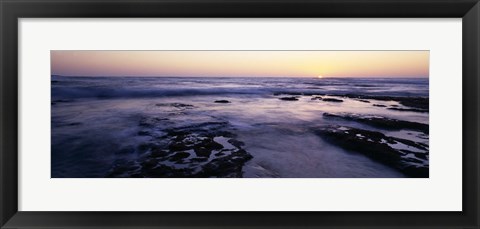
[51, 76, 428, 178]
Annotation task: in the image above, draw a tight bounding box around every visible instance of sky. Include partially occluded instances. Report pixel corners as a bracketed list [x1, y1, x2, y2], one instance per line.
[51, 51, 429, 78]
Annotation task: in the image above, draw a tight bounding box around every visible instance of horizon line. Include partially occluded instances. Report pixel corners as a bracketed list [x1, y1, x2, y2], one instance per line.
[51, 74, 429, 79]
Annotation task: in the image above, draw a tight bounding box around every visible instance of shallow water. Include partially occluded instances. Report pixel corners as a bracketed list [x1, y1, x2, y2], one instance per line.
[51, 76, 428, 178]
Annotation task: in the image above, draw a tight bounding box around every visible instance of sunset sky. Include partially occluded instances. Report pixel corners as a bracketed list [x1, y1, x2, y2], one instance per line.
[51, 51, 429, 78]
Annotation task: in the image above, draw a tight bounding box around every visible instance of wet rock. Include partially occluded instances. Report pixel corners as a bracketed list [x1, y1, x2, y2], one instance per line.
[357, 99, 370, 103]
[279, 97, 299, 101]
[214, 100, 231, 103]
[322, 98, 343, 103]
[228, 139, 245, 148]
[315, 125, 429, 178]
[311, 96, 323, 100]
[397, 98, 428, 110]
[191, 157, 209, 162]
[194, 146, 212, 157]
[192, 138, 223, 157]
[107, 120, 253, 178]
[141, 158, 158, 169]
[197, 149, 253, 178]
[343, 94, 429, 110]
[150, 148, 170, 158]
[169, 152, 190, 161]
[156, 103, 194, 109]
[401, 165, 429, 178]
[387, 107, 428, 113]
[271, 92, 428, 110]
[373, 104, 387, 107]
[323, 112, 429, 134]
[168, 142, 191, 152]
[146, 164, 195, 178]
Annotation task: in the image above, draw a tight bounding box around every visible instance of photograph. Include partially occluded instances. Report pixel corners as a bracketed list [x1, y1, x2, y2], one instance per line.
[51, 50, 429, 178]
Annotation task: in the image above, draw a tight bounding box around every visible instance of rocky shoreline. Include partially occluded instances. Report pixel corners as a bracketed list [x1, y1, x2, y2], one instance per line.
[104, 96, 429, 178]
[271, 92, 429, 177]
[323, 112, 429, 134]
[315, 125, 429, 178]
[107, 103, 253, 178]
[273, 92, 429, 113]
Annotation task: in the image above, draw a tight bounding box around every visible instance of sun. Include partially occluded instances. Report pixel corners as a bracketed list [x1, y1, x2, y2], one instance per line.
[317, 75, 324, 79]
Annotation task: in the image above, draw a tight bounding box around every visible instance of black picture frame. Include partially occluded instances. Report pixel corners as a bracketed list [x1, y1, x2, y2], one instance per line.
[1, 0, 479, 228]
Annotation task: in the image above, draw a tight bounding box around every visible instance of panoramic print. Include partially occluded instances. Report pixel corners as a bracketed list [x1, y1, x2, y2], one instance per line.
[51, 51, 429, 178]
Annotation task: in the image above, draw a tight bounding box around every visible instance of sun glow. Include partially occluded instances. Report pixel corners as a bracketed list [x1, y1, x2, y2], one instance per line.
[51, 51, 430, 78]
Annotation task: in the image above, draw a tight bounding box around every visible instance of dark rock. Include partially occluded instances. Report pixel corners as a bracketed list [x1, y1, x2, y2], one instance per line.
[315, 125, 428, 178]
[271, 92, 429, 110]
[311, 96, 323, 100]
[322, 98, 343, 103]
[169, 152, 190, 161]
[150, 148, 170, 158]
[414, 152, 428, 160]
[323, 112, 429, 134]
[214, 100, 231, 103]
[156, 103, 194, 109]
[373, 104, 387, 107]
[388, 107, 428, 113]
[168, 142, 191, 152]
[398, 98, 428, 110]
[108, 120, 253, 178]
[203, 139, 224, 150]
[196, 149, 253, 178]
[146, 164, 195, 178]
[357, 99, 370, 103]
[402, 165, 429, 178]
[191, 157, 209, 162]
[342, 94, 429, 110]
[193, 146, 212, 157]
[228, 139, 245, 148]
[141, 158, 158, 169]
[279, 97, 299, 101]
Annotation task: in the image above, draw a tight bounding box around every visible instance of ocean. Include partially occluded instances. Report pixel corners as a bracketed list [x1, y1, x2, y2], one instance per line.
[51, 76, 429, 178]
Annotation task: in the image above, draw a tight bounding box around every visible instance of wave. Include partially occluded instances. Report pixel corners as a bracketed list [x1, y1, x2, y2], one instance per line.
[51, 77, 429, 100]
[51, 86, 278, 99]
